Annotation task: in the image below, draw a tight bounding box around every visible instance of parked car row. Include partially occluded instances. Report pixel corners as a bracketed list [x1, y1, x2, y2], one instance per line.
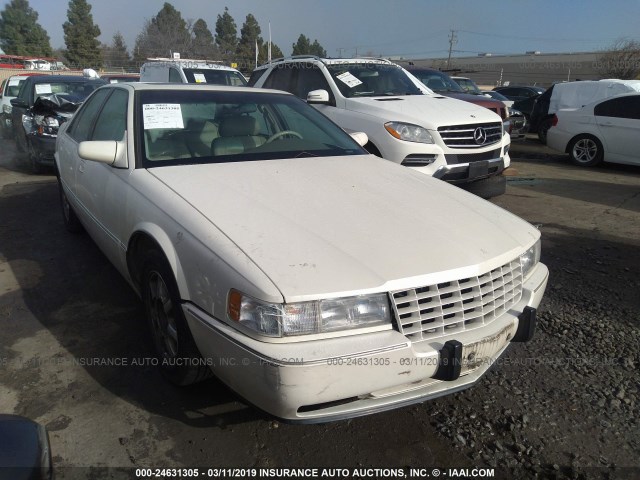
[53, 81, 548, 422]
[6, 57, 512, 199]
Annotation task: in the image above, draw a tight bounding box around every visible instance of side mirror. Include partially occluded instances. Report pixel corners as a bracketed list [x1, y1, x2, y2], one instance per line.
[349, 132, 369, 147]
[78, 139, 128, 168]
[10, 97, 28, 109]
[307, 89, 331, 105]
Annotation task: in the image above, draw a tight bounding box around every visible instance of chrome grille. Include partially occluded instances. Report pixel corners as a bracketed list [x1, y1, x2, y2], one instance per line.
[438, 122, 503, 149]
[391, 259, 523, 343]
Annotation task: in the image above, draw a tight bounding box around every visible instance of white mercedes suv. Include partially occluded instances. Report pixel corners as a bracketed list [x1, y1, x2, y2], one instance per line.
[250, 57, 511, 197]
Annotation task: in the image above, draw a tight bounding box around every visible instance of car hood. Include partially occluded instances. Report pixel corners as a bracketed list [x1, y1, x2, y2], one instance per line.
[344, 95, 502, 128]
[148, 156, 538, 302]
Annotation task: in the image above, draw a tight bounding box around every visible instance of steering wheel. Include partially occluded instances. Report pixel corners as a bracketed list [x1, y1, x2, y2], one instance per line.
[266, 130, 303, 143]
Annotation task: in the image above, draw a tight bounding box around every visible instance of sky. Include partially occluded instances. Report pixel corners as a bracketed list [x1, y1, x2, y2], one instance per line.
[4, 0, 640, 59]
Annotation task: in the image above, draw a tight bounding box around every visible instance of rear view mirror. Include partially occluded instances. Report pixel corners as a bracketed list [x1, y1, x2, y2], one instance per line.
[349, 132, 369, 147]
[307, 89, 330, 105]
[78, 139, 128, 168]
[10, 98, 28, 109]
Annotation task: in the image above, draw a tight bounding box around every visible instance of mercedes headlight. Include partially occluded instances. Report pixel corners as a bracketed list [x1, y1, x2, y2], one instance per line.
[228, 290, 392, 337]
[520, 238, 541, 278]
[384, 122, 434, 143]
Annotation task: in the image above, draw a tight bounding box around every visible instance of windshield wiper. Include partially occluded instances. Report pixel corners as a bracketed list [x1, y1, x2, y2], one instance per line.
[295, 151, 319, 158]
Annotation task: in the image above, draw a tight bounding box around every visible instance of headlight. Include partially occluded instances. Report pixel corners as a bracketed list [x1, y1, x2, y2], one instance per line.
[520, 238, 541, 278]
[384, 122, 434, 144]
[2, 104, 11, 114]
[228, 290, 392, 337]
[508, 107, 522, 117]
[34, 115, 60, 136]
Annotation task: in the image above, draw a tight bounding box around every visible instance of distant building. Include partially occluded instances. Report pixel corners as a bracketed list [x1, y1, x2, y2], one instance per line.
[395, 51, 603, 87]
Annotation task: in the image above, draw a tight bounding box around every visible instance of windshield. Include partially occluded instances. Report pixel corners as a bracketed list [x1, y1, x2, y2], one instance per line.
[453, 78, 481, 94]
[326, 63, 422, 98]
[183, 68, 248, 86]
[5, 78, 27, 97]
[32, 80, 105, 103]
[410, 70, 464, 93]
[139, 90, 365, 168]
[485, 90, 509, 101]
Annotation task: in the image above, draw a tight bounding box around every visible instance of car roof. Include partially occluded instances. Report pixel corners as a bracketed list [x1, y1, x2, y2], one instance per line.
[405, 67, 443, 73]
[107, 82, 293, 96]
[27, 75, 106, 83]
[254, 56, 394, 71]
[142, 60, 241, 72]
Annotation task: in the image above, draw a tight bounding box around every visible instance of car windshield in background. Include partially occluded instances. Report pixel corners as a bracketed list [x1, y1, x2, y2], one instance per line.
[182, 69, 247, 86]
[326, 63, 422, 98]
[139, 90, 365, 167]
[411, 71, 464, 94]
[454, 78, 482, 94]
[32, 80, 104, 102]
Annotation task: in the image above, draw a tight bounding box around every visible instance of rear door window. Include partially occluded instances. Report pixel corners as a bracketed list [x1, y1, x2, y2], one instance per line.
[263, 65, 294, 92]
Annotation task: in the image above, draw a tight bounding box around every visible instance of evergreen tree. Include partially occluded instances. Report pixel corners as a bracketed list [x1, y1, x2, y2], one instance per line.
[259, 42, 283, 64]
[236, 14, 262, 69]
[102, 32, 131, 69]
[191, 18, 218, 59]
[292, 34, 311, 56]
[215, 7, 237, 61]
[292, 34, 326, 57]
[0, 0, 52, 56]
[63, 0, 102, 68]
[309, 40, 327, 57]
[133, 2, 191, 63]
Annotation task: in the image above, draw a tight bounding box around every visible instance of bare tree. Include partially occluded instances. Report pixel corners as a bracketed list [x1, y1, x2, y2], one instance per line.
[597, 38, 640, 79]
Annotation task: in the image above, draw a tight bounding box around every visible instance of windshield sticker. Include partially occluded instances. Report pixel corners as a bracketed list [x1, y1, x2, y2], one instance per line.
[336, 72, 363, 88]
[193, 73, 207, 83]
[35, 84, 52, 95]
[8, 78, 20, 86]
[143, 104, 184, 130]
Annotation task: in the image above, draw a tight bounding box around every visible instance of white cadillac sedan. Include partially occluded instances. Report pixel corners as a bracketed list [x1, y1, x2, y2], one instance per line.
[547, 92, 640, 167]
[55, 83, 548, 422]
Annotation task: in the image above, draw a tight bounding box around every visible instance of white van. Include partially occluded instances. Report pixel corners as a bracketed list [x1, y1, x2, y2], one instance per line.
[140, 58, 247, 86]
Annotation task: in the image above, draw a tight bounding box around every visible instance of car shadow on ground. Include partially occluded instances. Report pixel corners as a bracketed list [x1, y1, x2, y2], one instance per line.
[0, 181, 264, 430]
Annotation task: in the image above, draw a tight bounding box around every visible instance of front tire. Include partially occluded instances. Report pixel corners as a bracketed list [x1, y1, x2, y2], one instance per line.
[14, 126, 26, 153]
[568, 134, 603, 167]
[57, 178, 83, 233]
[141, 250, 211, 386]
[27, 140, 43, 174]
[537, 118, 552, 144]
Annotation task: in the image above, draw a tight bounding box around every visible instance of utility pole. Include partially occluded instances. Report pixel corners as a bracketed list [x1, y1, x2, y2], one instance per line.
[336, 47, 345, 57]
[447, 29, 457, 69]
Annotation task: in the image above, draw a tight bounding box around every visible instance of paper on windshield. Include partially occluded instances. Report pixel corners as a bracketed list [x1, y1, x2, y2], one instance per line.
[336, 72, 363, 88]
[193, 73, 207, 84]
[35, 84, 52, 95]
[8, 78, 20, 86]
[143, 104, 184, 130]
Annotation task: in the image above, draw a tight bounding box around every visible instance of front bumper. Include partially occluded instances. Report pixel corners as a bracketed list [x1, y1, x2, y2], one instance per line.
[27, 134, 56, 164]
[184, 262, 548, 422]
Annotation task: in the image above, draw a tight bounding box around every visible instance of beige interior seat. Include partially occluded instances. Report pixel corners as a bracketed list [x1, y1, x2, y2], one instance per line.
[211, 116, 265, 156]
